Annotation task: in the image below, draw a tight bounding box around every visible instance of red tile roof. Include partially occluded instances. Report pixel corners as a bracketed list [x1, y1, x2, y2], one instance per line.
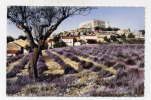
[62, 36, 79, 39]
[7, 50, 19, 54]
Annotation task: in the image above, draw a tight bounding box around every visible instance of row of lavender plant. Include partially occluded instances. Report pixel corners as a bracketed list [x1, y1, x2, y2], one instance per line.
[46, 50, 78, 74]
[7, 54, 32, 78]
[67, 44, 144, 69]
[98, 67, 144, 96]
[7, 54, 24, 67]
[37, 55, 48, 75]
[52, 49, 113, 77]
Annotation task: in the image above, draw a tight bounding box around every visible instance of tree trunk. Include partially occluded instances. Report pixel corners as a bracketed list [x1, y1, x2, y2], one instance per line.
[28, 45, 42, 80]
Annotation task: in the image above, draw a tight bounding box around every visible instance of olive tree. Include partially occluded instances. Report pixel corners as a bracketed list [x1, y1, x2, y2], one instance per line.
[7, 6, 93, 79]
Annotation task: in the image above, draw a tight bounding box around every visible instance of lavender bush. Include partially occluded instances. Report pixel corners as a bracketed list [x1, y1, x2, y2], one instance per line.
[7, 55, 30, 78]
[7, 54, 24, 66]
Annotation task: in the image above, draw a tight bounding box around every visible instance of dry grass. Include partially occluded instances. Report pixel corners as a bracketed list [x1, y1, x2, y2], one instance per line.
[7, 58, 23, 73]
[42, 51, 64, 75]
[17, 62, 29, 76]
[77, 56, 117, 74]
[50, 51, 81, 71]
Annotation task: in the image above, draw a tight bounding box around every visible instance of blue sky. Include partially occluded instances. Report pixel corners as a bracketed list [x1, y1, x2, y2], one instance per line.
[7, 7, 145, 38]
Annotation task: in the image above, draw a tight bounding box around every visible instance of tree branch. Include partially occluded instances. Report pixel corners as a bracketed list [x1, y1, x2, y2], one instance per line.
[44, 16, 68, 41]
[16, 23, 38, 48]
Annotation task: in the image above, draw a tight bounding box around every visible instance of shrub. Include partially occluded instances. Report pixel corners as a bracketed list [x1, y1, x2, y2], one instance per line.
[104, 36, 110, 42]
[110, 35, 118, 42]
[117, 52, 127, 58]
[37, 56, 48, 74]
[92, 57, 98, 62]
[113, 63, 126, 70]
[7, 55, 29, 78]
[7, 75, 34, 95]
[7, 80, 22, 94]
[80, 60, 86, 65]
[116, 69, 128, 80]
[87, 39, 97, 44]
[139, 62, 144, 68]
[63, 64, 78, 74]
[7, 36, 14, 43]
[125, 59, 136, 65]
[133, 83, 144, 96]
[128, 33, 135, 38]
[91, 67, 102, 72]
[83, 62, 93, 69]
[104, 61, 116, 67]
[7, 54, 24, 66]
[53, 41, 66, 48]
[70, 56, 80, 62]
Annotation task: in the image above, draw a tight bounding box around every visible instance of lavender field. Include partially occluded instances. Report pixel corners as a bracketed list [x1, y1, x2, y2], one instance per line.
[7, 44, 144, 96]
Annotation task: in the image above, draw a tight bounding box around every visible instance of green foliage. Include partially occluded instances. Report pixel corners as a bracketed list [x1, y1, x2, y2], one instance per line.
[87, 39, 97, 44]
[53, 36, 60, 43]
[115, 34, 121, 38]
[104, 36, 110, 42]
[121, 34, 126, 41]
[83, 32, 87, 35]
[126, 38, 144, 44]
[98, 27, 120, 31]
[52, 36, 66, 48]
[128, 28, 131, 32]
[79, 39, 86, 44]
[112, 28, 120, 31]
[42, 43, 48, 50]
[7, 36, 15, 43]
[59, 32, 64, 36]
[110, 35, 118, 42]
[18, 35, 27, 40]
[53, 41, 66, 48]
[106, 27, 112, 31]
[139, 30, 145, 36]
[128, 33, 135, 38]
[25, 45, 31, 51]
[73, 38, 77, 42]
[94, 26, 101, 30]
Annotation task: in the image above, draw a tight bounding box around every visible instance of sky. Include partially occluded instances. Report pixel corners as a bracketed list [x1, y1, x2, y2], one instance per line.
[7, 7, 145, 38]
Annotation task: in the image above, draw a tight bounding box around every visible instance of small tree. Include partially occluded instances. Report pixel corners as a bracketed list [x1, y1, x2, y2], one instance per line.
[128, 28, 131, 32]
[115, 34, 121, 38]
[139, 30, 145, 36]
[53, 41, 66, 48]
[121, 34, 126, 41]
[112, 27, 120, 31]
[87, 39, 97, 44]
[73, 38, 77, 46]
[53, 36, 60, 43]
[7, 6, 93, 79]
[110, 35, 118, 42]
[18, 35, 27, 40]
[53, 36, 66, 48]
[128, 33, 135, 38]
[7, 36, 15, 43]
[106, 27, 112, 31]
[104, 36, 110, 42]
[25, 45, 31, 51]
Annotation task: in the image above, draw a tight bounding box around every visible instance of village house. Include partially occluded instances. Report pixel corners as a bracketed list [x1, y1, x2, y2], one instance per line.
[96, 33, 113, 42]
[61, 36, 80, 46]
[133, 31, 144, 39]
[79, 19, 106, 31]
[47, 36, 55, 49]
[116, 29, 130, 35]
[7, 39, 29, 56]
[97, 33, 113, 38]
[80, 34, 97, 41]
